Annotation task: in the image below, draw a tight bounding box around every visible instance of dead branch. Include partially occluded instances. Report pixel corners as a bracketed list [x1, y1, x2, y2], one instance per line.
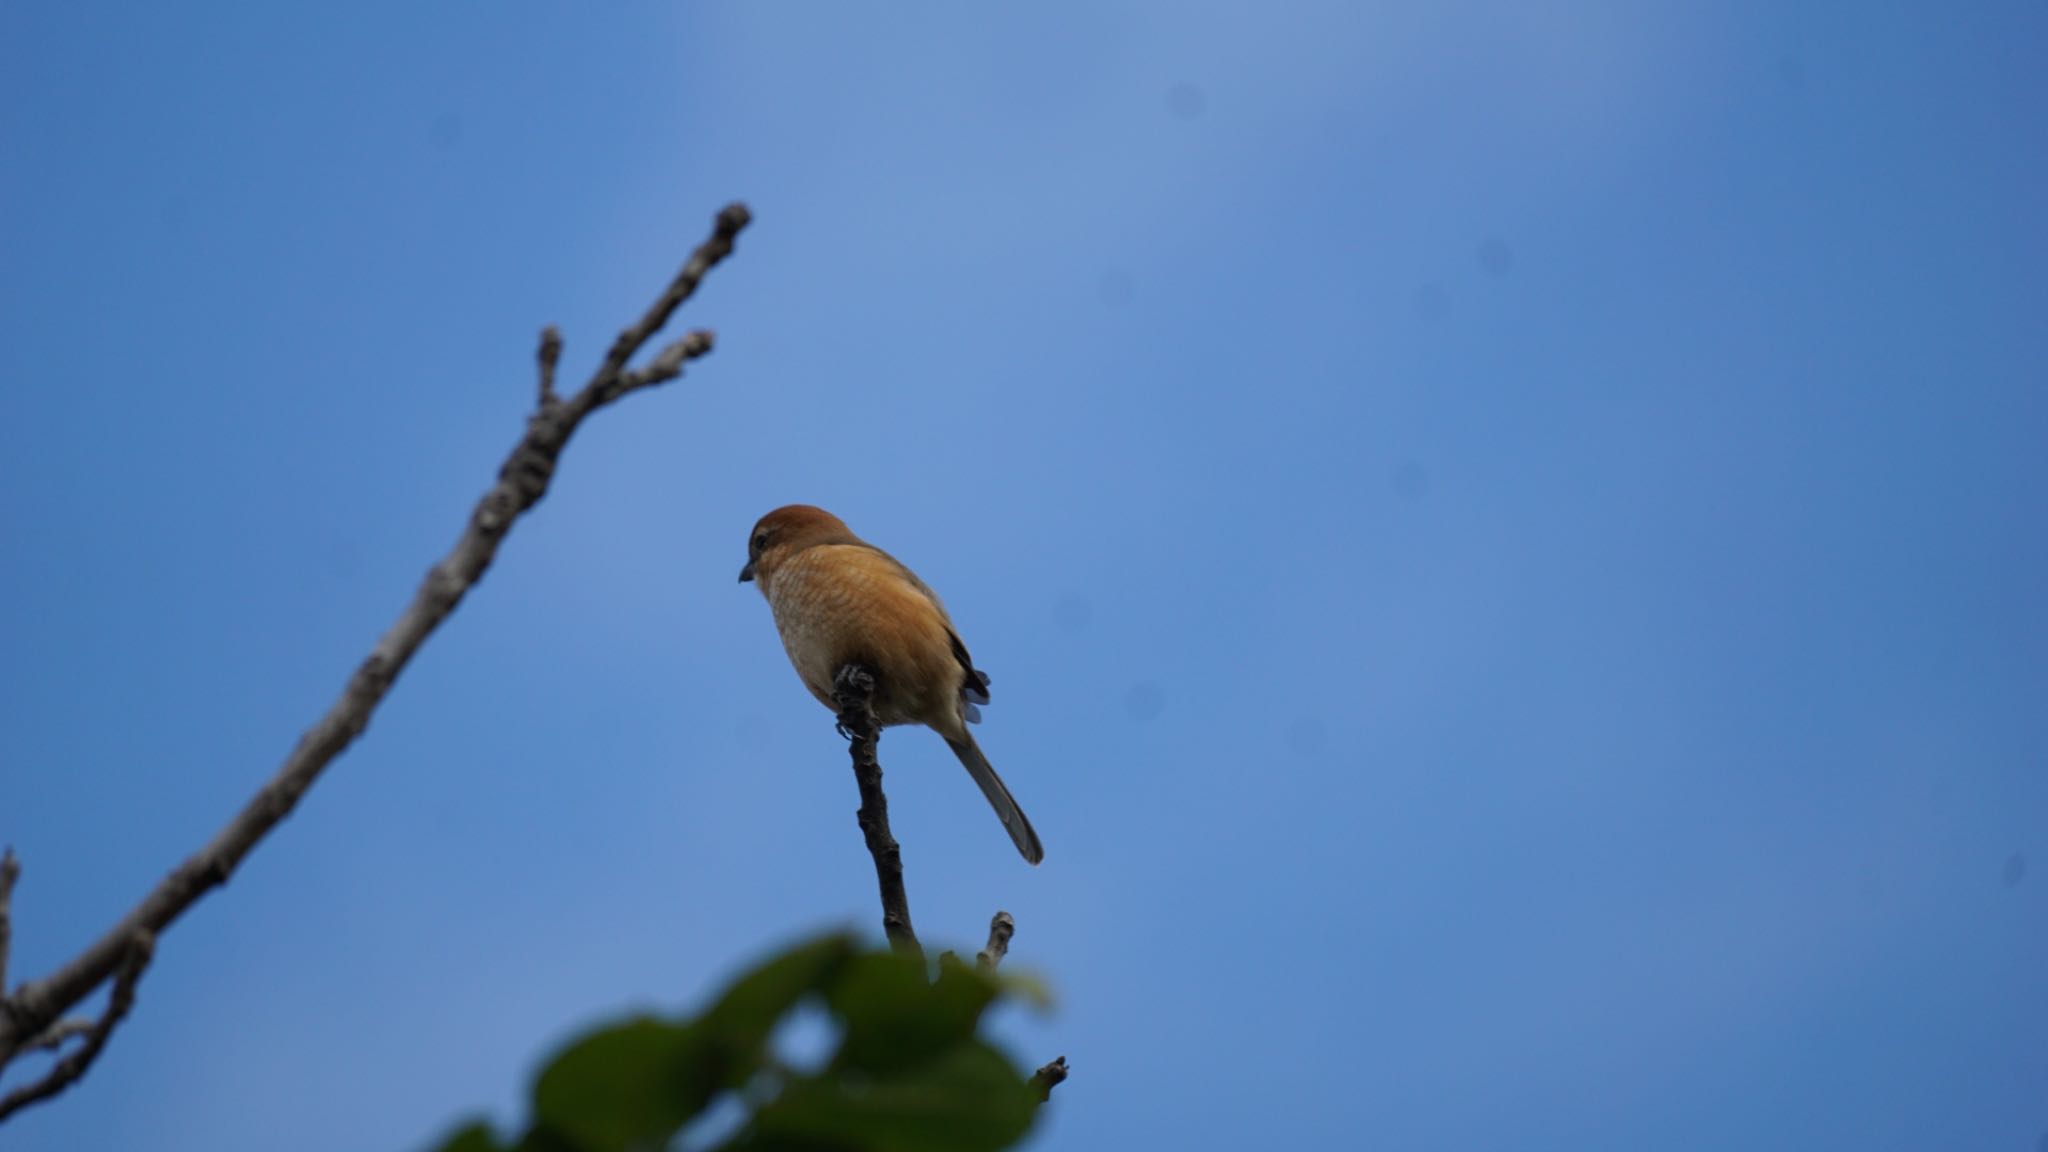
[0, 849, 17, 995]
[976, 912, 1064, 1102]
[977, 911, 1015, 971]
[0, 204, 752, 1110]
[823, 676, 1067, 1102]
[1031, 1056, 1069, 1102]
[24, 1020, 94, 1054]
[0, 930, 153, 1122]
[832, 664, 923, 962]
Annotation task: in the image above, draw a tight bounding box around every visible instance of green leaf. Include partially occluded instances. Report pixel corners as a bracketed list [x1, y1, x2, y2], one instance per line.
[531, 1017, 712, 1152]
[432, 931, 1050, 1152]
[523, 933, 859, 1152]
[744, 1040, 1038, 1152]
[991, 969, 1055, 1013]
[828, 952, 1000, 1076]
[423, 1120, 505, 1152]
[706, 931, 859, 1053]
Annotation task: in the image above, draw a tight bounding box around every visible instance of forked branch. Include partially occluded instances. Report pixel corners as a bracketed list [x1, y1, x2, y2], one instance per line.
[0, 205, 752, 1116]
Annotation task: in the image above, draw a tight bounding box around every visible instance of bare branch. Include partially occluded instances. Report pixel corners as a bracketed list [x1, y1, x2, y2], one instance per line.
[819, 679, 1064, 1095]
[0, 931, 153, 1122]
[0, 848, 17, 994]
[25, 1020, 93, 1053]
[0, 203, 752, 1091]
[969, 911, 1064, 1101]
[601, 203, 750, 382]
[1030, 1055, 1069, 1102]
[831, 664, 922, 962]
[615, 329, 716, 397]
[536, 325, 563, 408]
[977, 911, 1014, 971]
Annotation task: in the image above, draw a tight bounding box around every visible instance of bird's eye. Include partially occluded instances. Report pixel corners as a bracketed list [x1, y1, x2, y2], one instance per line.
[752, 533, 769, 552]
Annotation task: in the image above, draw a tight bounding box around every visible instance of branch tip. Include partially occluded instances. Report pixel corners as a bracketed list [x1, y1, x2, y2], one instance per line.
[977, 911, 1015, 971]
[536, 325, 564, 407]
[599, 200, 751, 380]
[715, 202, 753, 235]
[0, 847, 17, 994]
[1031, 1055, 1069, 1102]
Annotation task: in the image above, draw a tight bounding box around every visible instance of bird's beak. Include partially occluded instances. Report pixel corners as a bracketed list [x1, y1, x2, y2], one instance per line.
[738, 560, 755, 583]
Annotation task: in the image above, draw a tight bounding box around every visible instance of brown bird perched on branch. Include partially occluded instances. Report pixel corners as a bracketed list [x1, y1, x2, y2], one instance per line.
[739, 504, 1044, 865]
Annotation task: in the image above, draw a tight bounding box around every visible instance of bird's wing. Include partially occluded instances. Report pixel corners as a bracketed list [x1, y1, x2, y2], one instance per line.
[948, 629, 993, 722]
[855, 543, 993, 719]
[850, 544, 944, 611]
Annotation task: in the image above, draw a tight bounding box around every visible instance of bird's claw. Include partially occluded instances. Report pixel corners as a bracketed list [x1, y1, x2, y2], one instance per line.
[833, 663, 877, 696]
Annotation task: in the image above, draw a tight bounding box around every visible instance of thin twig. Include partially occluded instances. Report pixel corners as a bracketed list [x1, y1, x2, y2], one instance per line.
[973, 913, 1065, 1100]
[1030, 1055, 1069, 1102]
[0, 203, 752, 1086]
[618, 329, 716, 394]
[977, 911, 1014, 971]
[0, 930, 153, 1122]
[599, 204, 748, 383]
[0, 848, 18, 995]
[536, 325, 563, 408]
[832, 664, 923, 962]
[25, 1020, 93, 1053]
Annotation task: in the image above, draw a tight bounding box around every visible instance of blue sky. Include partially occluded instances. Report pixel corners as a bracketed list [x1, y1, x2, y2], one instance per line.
[4, 3, 2045, 1149]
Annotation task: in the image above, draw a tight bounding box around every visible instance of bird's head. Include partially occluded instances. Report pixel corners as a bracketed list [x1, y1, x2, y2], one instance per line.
[739, 504, 859, 590]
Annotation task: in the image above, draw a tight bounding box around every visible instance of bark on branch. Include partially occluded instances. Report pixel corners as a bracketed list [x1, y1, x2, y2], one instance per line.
[0, 930, 153, 1122]
[977, 911, 1015, 971]
[1030, 1056, 1070, 1102]
[0, 203, 752, 1112]
[0, 849, 18, 997]
[823, 677, 1067, 1103]
[832, 664, 923, 962]
[969, 911, 1065, 1103]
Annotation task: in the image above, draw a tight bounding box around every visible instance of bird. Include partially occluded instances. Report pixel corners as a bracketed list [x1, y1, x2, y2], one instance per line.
[739, 504, 1044, 865]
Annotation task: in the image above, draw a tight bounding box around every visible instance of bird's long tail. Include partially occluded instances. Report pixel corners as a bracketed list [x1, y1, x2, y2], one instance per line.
[947, 735, 1044, 865]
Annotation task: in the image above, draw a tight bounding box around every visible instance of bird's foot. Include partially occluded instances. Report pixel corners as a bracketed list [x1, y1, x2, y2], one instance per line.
[833, 663, 878, 698]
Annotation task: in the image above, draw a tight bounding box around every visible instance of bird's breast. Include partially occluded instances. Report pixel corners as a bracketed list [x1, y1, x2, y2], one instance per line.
[765, 546, 961, 728]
